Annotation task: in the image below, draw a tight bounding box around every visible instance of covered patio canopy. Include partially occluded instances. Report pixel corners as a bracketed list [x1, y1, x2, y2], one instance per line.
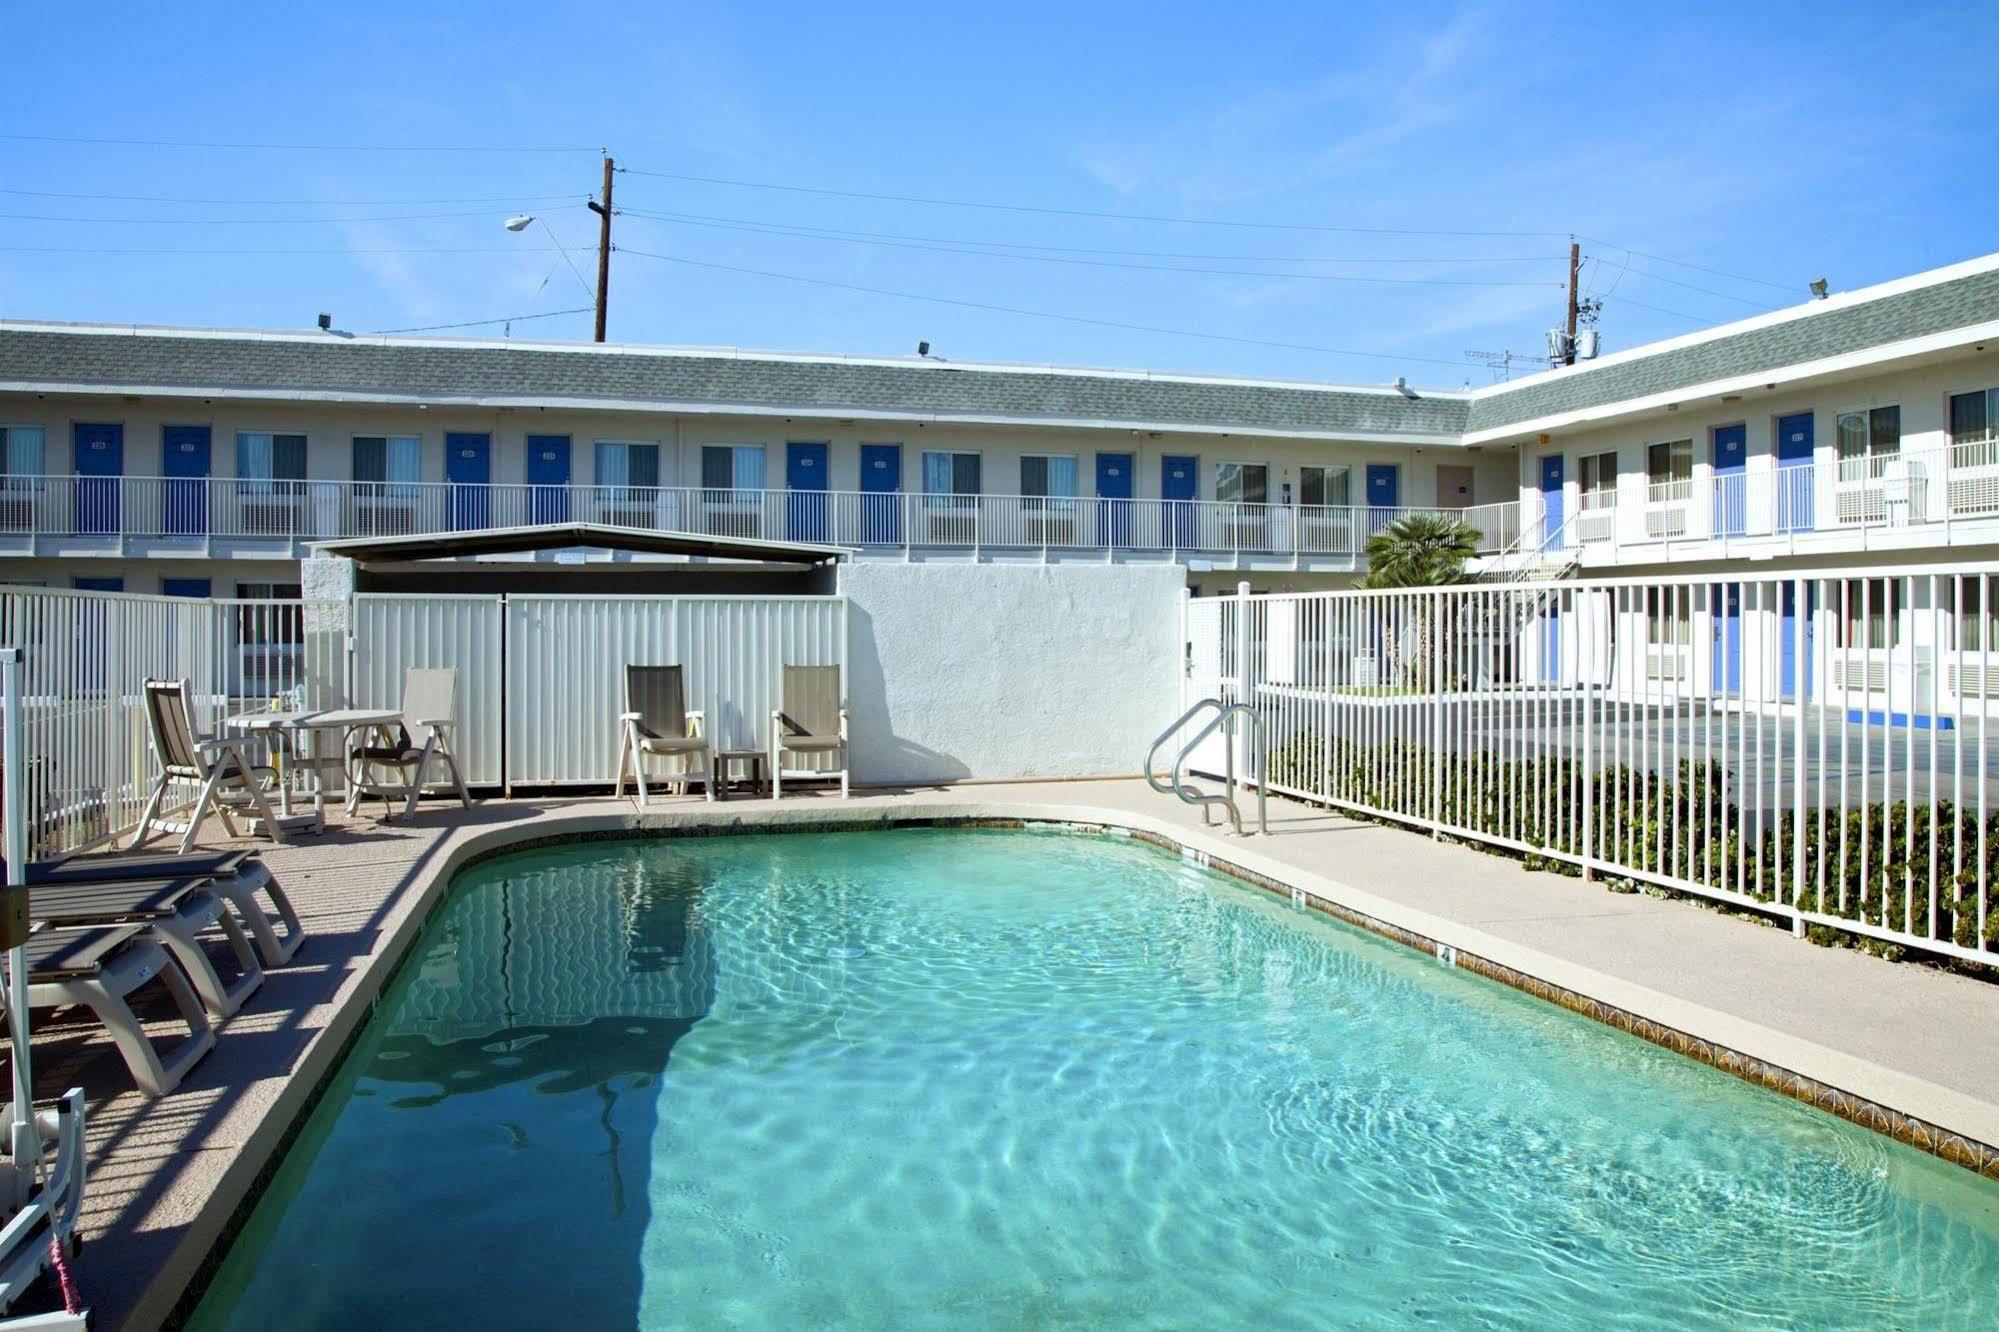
[309, 521, 849, 567]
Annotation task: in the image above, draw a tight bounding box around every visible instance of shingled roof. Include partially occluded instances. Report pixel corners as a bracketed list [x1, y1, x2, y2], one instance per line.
[0, 324, 1470, 441]
[4, 252, 1995, 445]
[1465, 258, 1999, 436]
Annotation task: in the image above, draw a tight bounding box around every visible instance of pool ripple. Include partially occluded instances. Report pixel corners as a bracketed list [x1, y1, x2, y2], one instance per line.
[191, 830, 1999, 1330]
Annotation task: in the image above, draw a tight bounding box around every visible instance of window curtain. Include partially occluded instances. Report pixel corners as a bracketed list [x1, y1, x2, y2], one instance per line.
[1, 427, 45, 480]
[729, 445, 762, 491]
[352, 436, 386, 483]
[237, 432, 274, 480]
[597, 441, 630, 488]
[922, 451, 954, 495]
[1045, 455, 1076, 498]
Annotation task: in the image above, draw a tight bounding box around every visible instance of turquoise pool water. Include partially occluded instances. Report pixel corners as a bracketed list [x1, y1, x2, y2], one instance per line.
[191, 829, 1999, 1328]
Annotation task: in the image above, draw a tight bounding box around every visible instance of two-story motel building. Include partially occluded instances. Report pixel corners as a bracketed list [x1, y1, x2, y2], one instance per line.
[1, 249, 1997, 704]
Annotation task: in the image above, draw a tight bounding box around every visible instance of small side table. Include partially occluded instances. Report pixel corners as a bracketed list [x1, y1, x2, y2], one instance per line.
[712, 749, 767, 801]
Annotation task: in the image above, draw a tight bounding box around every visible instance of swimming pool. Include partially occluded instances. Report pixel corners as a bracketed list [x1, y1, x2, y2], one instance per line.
[190, 828, 1999, 1327]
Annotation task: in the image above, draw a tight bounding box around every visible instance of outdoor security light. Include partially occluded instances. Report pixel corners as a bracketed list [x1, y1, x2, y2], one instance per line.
[504, 215, 535, 233]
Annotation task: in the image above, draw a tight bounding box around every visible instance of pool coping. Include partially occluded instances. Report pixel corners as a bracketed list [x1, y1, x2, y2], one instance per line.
[152, 796, 1999, 1328]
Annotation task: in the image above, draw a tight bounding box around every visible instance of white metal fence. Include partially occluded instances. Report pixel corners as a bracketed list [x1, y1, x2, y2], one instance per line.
[0, 588, 341, 857]
[1185, 564, 1999, 968]
[1, 588, 847, 855]
[504, 595, 847, 784]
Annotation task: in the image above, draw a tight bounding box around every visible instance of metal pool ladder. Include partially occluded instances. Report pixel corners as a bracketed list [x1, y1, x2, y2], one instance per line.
[1145, 697, 1268, 836]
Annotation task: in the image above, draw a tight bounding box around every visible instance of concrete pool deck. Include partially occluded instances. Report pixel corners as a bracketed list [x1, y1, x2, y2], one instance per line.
[30, 779, 1999, 1328]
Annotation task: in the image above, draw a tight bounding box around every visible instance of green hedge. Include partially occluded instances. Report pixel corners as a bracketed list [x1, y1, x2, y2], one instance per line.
[1266, 730, 1999, 958]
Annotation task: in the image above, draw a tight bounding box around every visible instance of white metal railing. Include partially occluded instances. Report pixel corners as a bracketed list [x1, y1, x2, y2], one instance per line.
[0, 474, 1517, 561]
[1538, 442, 1999, 558]
[1186, 564, 1999, 969]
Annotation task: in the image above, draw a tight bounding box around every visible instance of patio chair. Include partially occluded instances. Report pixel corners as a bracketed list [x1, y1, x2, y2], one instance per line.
[346, 667, 473, 819]
[26, 849, 305, 967]
[31, 874, 262, 1019]
[0, 1088, 86, 1320]
[131, 678, 286, 854]
[7, 924, 215, 1097]
[770, 665, 849, 799]
[615, 665, 713, 806]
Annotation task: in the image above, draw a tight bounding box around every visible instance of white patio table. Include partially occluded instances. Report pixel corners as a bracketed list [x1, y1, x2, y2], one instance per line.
[226, 707, 409, 828]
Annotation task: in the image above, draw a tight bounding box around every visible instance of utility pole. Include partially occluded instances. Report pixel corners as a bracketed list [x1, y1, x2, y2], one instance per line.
[1563, 236, 1581, 366]
[587, 155, 615, 342]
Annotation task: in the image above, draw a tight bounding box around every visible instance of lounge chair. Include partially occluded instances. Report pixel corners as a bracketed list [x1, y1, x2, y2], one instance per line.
[0, 1087, 86, 1321]
[9, 925, 215, 1097]
[30, 875, 261, 1019]
[131, 678, 286, 854]
[26, 850, 304, 967]
[615, 665, 713, 806]
[769, 666, 850, 799]
[346, 667, 473, 819]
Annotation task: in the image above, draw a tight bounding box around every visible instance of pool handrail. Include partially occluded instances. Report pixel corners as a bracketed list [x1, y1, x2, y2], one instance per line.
[1168, 702, 1268, 837]
[1145, 697, 1226, 796]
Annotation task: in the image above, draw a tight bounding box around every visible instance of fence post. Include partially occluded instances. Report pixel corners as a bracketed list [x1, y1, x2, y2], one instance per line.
[1235, 581, 1253, 781]
[1579, 596, 1594, 886]
[1431, 591, 1444, 838]
[1792, 574, 1808, 938]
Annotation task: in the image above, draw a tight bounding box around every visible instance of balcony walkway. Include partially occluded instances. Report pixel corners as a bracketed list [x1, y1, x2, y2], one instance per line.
[31, 780, 1999, 1328]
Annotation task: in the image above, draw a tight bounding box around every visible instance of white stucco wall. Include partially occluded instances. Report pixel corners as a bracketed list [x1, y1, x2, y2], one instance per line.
[838, 562, 1184, 784]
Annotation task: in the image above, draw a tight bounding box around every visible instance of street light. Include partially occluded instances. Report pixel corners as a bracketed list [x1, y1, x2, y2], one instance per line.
[502, 214, 596, 307]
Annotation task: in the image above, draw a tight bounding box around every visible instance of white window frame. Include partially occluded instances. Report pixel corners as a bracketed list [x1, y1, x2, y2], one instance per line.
[1834, 404, 1901, 482]
[1019, 453, 1079, 511]
[233, 429, 309, 498]
[1577, 450, 1618, 511]
[1645, 438, 1692, 504]
[1214, 461, 1270, 507]
[1298, 464, 1351, 510]
[1948, 386, 1999, 469]
[920, 449, 982, 506]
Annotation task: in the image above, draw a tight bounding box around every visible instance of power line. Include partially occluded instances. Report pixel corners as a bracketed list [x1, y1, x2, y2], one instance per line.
[615, 209, 1559, 288]
[0, 206, 587, 226]
[0, 187, 586, 208]
[372, 307, 595, 334]
[0, 133, 599, 153]
[1613, 264, 1778, 310]
[615, 245, 1477, 369]
[1605, 294, 1716, 326]
[615, 205, 1557, 265]
[0, 244, 570, 256]
[1579, 235, 1800, 296]
[617, 165, 1568, 239]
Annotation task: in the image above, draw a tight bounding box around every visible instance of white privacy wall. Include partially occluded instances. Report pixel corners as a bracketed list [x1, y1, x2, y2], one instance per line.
[838, 562, 1185, 783]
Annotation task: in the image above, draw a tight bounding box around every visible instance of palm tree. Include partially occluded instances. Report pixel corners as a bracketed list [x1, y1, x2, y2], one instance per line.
[1359, 512, 1483, 589]
[1359, 512, 1483, 690]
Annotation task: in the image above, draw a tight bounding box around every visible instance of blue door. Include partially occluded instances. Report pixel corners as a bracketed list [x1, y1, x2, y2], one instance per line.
[1366, 464, 1399, 509]
[1161, 455, 1197, 549]
[526, 434, 570, 524]
[1781, 583, 1815, 700]
[445, 433, 491, 530]
[73, 423, 123, 535]
[1712, 584, 1743, 694]
[859, 443, 902, 545]
[786, 442, 829, 542]
[73, 576, 123, 592]
[161, 425, 210, 537]
[1096, 452, 1134, 548]
[1538, 454, 1565, 547]
[162, 577, 211, 598]
[1712, 424, 1747, 537]
[1776, 412, 1815, 533]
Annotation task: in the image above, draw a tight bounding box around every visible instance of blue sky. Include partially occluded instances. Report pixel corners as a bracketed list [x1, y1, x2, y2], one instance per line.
[4, 2, 1994, 387]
